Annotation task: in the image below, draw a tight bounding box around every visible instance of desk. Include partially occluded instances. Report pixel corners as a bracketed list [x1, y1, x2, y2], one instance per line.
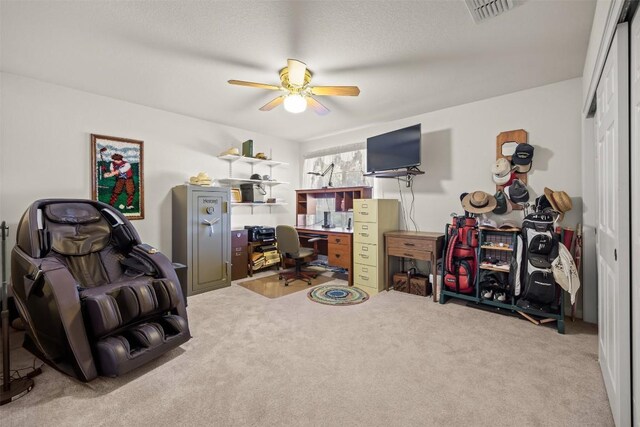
[384, 231, 444, 302]
[296, 226, 353, 285]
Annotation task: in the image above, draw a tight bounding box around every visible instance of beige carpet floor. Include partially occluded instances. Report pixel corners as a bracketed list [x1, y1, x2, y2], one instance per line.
[3, 276, 613, 426]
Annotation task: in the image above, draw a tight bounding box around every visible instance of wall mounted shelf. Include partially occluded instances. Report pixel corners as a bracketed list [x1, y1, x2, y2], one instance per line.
[218, 154, 288, 167]
[217, 178, 289, 187]
[217, 153, 289, 213]
[362, 168, 424, 187]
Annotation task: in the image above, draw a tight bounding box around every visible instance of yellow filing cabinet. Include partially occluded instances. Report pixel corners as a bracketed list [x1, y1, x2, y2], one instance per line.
[353, 199, 399, 295]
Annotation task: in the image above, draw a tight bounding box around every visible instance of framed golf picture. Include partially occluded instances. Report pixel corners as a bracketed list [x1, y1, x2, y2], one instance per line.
[90, 134, 144, 220]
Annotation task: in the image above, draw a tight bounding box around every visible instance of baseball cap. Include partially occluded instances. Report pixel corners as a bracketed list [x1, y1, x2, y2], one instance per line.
[505, 179, 529, 203]
[511, 144, 534, 173]
[492, 191, 509, 215]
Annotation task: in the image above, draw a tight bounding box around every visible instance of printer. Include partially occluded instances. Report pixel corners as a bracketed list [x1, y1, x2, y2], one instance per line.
[244, 225, 276, 242]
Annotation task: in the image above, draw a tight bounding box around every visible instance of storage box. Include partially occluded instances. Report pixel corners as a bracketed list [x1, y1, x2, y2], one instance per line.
[409, 274, 430, 297]
[393, 272, 410, 293]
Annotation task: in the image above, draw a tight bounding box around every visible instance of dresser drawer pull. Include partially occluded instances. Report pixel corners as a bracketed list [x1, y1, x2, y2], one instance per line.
[335, 238, 341, 243]
[404, 253, 414, 257]
[335, 254, 341, 258]
[404, 242, 415, 247]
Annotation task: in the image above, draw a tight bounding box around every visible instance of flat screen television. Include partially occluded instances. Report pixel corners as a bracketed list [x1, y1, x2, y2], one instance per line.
[366, 124, 421, 173]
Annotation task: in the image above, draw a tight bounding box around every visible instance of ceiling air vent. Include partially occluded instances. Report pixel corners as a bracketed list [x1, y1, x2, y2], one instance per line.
[464, 0, 525, 23]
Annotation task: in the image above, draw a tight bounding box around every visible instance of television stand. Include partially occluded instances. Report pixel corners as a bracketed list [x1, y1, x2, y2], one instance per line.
[363, 167, 424, 187]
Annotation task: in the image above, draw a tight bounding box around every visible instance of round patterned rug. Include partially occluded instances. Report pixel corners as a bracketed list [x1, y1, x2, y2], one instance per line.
[307, 285, 369, 306]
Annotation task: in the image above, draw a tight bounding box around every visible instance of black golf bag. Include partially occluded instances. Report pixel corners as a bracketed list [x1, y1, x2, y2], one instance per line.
[511, 212, 559, 306]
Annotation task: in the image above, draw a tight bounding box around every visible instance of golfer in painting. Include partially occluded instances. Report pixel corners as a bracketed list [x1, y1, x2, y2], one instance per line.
[104, 153, 135, 209]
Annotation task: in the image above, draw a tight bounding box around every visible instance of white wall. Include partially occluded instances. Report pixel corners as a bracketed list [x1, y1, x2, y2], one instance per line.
[303, 78, 587, 315]
[0, 73, 299, 257]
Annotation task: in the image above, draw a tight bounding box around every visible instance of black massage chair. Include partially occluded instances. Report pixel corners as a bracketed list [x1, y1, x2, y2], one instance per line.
[10, 199, 190, 381]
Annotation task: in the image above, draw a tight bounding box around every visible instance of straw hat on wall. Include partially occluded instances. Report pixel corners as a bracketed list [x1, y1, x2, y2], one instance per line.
[461, 191, 497, 214]
[544, 187, 573, 221]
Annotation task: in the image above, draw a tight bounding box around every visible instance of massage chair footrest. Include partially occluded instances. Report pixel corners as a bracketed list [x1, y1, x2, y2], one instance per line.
[95, 314, 189, 377]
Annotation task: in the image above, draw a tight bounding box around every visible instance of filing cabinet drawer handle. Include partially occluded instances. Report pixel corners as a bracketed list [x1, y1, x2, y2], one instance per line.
[362, 246, 368, 251]
[362, 267, 369, 272]
[360, 211, 368, 215]
[361, 254, 369, 259]
[362, 225, 369, 230]
[360, 233, 369, 238]
[362, 203, 368, 208]
[359, 275, 369, 280]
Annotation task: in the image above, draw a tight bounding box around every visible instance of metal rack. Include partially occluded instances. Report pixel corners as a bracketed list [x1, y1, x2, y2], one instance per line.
[440, 226, 565, 334]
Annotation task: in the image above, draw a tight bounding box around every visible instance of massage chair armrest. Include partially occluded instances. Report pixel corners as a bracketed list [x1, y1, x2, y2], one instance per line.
[11, 252, 98, 381]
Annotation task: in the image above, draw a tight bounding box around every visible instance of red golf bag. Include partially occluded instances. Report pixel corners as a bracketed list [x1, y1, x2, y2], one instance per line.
[444, 216, 478, 294]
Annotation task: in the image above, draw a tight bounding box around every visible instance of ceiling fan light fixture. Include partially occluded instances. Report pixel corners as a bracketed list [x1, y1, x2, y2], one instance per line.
[283, 94, 307, 114]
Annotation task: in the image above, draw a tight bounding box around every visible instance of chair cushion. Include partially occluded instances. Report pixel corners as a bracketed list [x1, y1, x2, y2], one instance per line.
[296, 247, 314, 259]
[45, 203, 102, 224]
[46, 203, 111, 256]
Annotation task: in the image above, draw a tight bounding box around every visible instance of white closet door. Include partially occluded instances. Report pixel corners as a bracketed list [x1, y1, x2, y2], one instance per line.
[631, 12, 640, 427]
[596, 22, 631, 427]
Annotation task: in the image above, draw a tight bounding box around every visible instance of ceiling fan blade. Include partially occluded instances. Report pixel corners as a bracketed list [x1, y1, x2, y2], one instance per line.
[259, 96, 285, 111]
[228, 80, 281, 91]
[307, 97, 330, 116]
[287, 59, 307, 86]
[310, 86, 360, 96]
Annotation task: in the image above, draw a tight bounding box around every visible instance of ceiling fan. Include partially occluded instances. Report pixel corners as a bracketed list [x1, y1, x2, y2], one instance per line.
[228, 59, 360, 115]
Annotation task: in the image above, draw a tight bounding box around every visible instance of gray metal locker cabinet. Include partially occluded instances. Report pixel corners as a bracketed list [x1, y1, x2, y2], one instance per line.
[172, 185, 231, 296]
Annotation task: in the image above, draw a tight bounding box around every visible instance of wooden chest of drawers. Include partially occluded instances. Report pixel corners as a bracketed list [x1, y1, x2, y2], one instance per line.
[384, 231, 444, 301]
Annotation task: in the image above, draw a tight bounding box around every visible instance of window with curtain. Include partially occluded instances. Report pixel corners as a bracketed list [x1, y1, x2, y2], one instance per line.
[302, 144, 373, 228]
[302, 143, 372, 189]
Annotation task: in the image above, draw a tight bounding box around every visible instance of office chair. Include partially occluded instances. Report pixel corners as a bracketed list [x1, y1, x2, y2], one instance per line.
[276, 225, 320, 285]
[11, 199, 190, 381]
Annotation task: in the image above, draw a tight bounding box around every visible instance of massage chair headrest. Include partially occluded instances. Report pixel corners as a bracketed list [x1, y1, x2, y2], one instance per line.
[44, 203, 111, 256]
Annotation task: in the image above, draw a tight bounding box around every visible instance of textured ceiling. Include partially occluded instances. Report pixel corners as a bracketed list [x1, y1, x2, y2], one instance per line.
[0, 1, 595, 141]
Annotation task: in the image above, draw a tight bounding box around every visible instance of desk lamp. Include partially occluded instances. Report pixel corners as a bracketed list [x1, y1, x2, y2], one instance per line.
[307, 163, 335, 188]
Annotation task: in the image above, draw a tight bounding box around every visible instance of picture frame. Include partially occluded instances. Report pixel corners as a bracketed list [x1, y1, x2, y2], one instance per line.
[91, 134, 145, 220]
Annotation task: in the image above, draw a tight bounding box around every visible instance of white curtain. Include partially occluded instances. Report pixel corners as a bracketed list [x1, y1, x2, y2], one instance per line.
[302, 143, 372, 189]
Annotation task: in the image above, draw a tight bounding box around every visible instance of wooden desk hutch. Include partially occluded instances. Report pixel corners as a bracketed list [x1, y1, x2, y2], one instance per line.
[295, 186, 372, 219]
[295, 186, 372, 286]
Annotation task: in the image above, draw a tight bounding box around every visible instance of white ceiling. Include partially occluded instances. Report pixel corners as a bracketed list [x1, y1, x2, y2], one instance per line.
[0, 1, 595, 141]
